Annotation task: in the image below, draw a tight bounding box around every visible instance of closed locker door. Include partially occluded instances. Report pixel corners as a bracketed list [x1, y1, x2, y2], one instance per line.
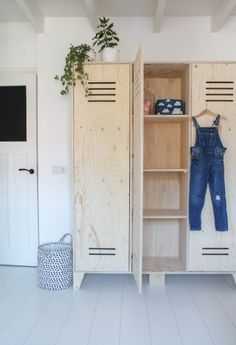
[74, 63, 130, 272]
[189, 63, 236, 272]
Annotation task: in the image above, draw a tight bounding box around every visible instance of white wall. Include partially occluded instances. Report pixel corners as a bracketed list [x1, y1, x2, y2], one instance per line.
[0, 23, 37, 68]
[1, 16, 236, 243]
[115, 16, 236, 61]
[37, 18, 94, 242]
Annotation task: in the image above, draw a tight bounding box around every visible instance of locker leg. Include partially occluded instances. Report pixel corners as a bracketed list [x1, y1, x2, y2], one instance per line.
[232, 273, 236, 286]
[149, 273, 165, 287]
[73, 271, 85, 290]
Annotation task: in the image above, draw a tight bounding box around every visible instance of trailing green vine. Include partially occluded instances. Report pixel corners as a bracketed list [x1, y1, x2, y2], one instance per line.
[54, 44, 94, 96]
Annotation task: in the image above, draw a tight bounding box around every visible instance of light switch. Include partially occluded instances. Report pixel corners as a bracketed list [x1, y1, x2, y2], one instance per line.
[52, 166, 67, 174]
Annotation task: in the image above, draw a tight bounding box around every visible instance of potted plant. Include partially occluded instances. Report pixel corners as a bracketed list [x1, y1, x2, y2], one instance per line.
[54, 44, 95, 96]
[92, 17, 119, 61]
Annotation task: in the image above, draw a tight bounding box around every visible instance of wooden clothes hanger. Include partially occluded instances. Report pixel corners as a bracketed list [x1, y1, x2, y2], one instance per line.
[195, 107, 227, 120]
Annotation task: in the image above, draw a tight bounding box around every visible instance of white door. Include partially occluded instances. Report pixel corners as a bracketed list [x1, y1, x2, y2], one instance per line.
[0, 72, 38, 266]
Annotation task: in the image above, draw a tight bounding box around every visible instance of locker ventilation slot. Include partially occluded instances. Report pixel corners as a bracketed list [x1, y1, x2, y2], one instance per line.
[202, 247, 229, 256]
[87, 82, 116, 103]
[205, 81, 234, 103]
[89, 247, 116, 256]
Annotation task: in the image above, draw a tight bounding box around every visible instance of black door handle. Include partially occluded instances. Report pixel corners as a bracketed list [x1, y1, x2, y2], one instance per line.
[19, 168, 35, 174]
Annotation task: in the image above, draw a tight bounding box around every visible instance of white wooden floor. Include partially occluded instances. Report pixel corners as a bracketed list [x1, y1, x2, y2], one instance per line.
[0, 267, 236, 345]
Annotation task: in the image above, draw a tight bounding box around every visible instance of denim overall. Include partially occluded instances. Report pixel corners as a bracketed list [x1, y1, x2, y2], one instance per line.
[189, 115, 228, 231]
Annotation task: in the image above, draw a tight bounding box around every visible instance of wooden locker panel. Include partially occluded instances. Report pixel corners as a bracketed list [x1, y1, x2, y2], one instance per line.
[74, 63, 130, 272]
[189, 63, 236, 272]
[144, 123, 181, 169]
[133, 44, 144, 292]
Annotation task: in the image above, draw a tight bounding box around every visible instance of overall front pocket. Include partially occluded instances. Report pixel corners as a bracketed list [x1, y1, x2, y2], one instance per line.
[214, 147, 226, 159]
[191, 146, 202, 159]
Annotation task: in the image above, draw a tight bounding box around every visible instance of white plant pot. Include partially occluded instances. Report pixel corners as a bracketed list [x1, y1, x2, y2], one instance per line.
[102, 47, 118, 62]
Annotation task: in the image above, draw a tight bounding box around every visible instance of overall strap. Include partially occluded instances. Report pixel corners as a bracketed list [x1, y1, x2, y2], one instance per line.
[192, 116, 200, 131]
[192, 116, 204, 145]
[212, 114, 221, 127]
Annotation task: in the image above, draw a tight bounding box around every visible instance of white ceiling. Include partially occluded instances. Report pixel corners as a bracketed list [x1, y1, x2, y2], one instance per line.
[0, 0, 236, 32]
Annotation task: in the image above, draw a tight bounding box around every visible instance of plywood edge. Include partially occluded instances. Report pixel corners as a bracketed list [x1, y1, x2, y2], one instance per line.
[73, 272, 85, 290]
[143, 208, 187, 219]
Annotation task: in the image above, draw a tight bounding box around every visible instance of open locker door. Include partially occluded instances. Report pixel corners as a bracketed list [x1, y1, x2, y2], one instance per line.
[132, 44, 144, 292]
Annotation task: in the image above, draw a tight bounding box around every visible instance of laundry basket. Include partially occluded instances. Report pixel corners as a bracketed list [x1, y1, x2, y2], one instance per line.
[37, 233, 73, 290]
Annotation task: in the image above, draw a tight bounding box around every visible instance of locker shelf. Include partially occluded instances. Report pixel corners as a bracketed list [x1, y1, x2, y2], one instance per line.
[144, 115, 189, 123]
[143, 209, 187, 219]
[143, 169, 188, 173]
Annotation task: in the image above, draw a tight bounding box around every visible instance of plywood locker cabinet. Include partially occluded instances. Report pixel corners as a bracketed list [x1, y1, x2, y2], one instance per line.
[73, 63, 131, 288]
[73, 46, 236, 291]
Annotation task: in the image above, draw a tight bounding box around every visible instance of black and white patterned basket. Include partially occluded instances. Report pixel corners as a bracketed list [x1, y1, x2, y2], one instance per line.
[37, 233, 73, 290]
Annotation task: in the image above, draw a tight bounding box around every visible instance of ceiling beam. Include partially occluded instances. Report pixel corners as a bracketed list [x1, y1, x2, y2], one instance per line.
[154, 0, 167, 33]
[84, 0, 97, 31]
[211, 0, 236, 32]
[15, 0, 44, 33]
